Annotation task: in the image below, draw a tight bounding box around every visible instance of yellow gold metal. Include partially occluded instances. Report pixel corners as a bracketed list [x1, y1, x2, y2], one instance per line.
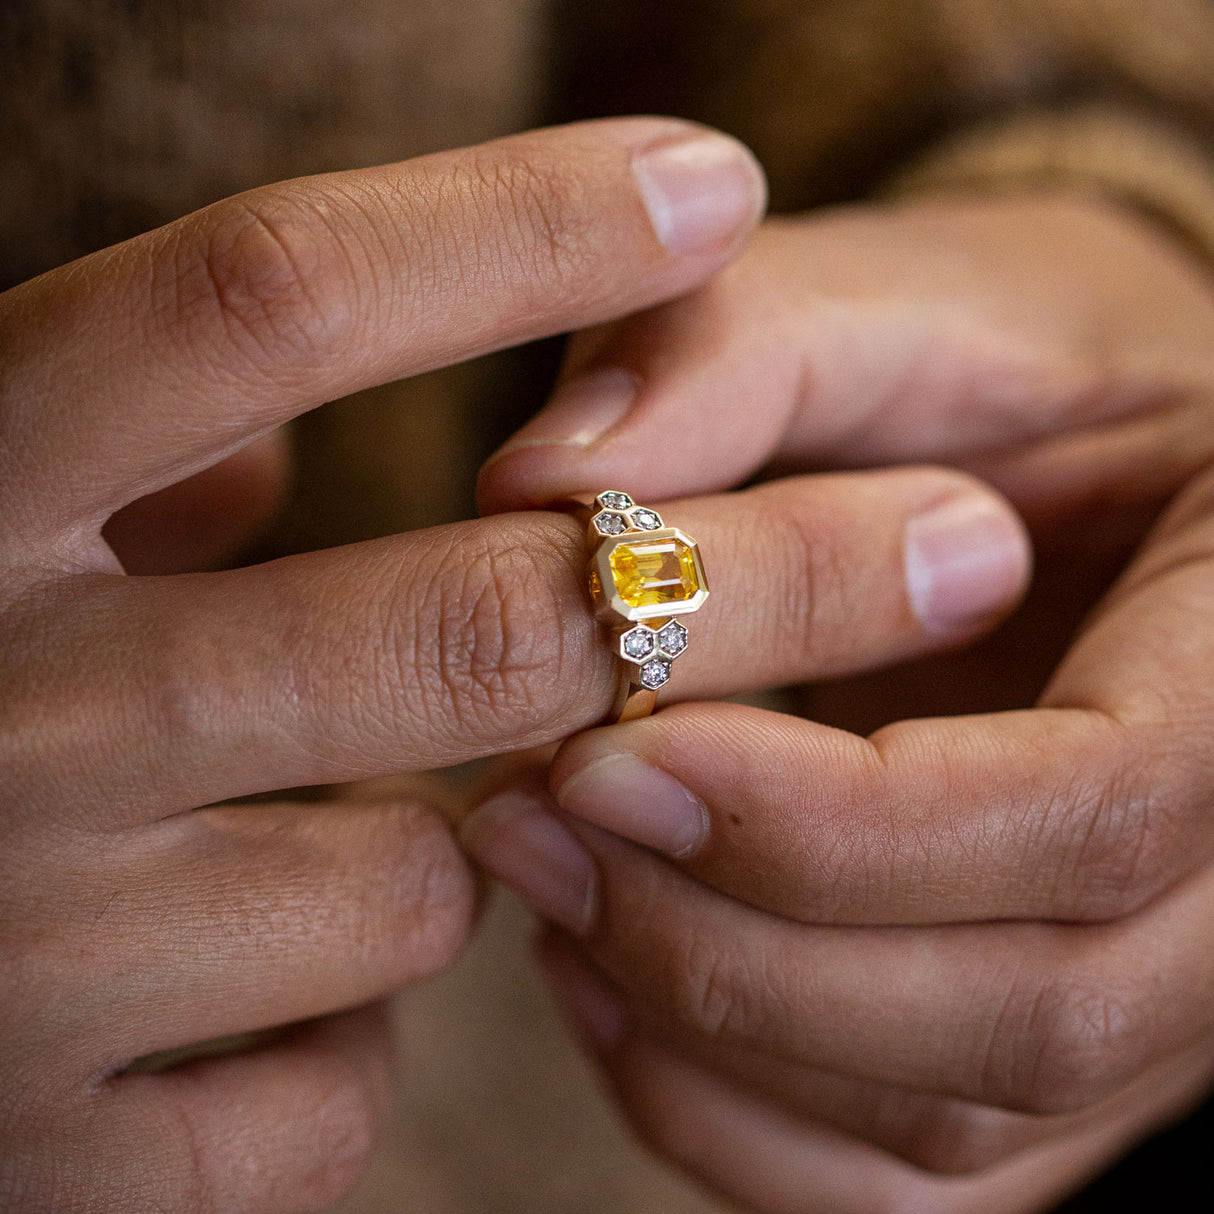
[574, 490, 709, 725]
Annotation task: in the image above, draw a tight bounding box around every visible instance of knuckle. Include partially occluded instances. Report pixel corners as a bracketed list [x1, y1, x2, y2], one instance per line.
[677, 934, 769, 1043]
[1065, 779, 1177, 920]
[287, 1076, 379, 1212]
[456, 147, 594, 296]
[1052, 722, 1188, 921]
[172, 188, 358, 369]
[136, 616, 231, 777]
[994, 971, 1147, 1114]
[401, 518, 591, 747]
[171, 1067, 377, 1214]
[753, 484, 875, 670]
[372, 804, 475, 982]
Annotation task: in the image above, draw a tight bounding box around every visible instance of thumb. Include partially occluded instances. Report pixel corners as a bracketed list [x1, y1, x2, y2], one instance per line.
[476, 209, 1156, 517]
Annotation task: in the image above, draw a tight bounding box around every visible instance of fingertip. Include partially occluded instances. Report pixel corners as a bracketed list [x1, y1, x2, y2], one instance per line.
[477, 260, 796, 517]
[475, 439, 598, 514]
[476, 346, 789, 515]
[476, 367, 641, 514]
[459, 790, 599, 938]
[631, 126, 768, 257]
[553, 750, 709, 860]
[903, 483, 1033, 635]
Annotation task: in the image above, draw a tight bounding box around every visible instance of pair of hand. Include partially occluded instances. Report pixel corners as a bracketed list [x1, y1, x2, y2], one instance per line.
[3, 115, 1214, 1214]
[467, 191, 1214, 1211]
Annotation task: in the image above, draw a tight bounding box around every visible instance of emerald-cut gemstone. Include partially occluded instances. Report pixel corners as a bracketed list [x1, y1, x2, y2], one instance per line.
[609, 537, 701, 609]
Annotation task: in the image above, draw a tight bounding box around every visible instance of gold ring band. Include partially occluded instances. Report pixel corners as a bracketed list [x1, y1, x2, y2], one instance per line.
[579, 490, 710, 725]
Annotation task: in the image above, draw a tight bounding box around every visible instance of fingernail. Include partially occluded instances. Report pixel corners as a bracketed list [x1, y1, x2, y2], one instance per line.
[537, 934, 626, 1051]
[555, 753, 708, 859]
[460, 791, 597, 936]
[904, 494, 1031, 632]
[493, 366, 638, 456]
[633, 132, 766, 255]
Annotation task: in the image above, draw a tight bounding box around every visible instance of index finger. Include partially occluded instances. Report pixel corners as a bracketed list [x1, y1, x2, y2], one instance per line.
[0, 119, 764, 551]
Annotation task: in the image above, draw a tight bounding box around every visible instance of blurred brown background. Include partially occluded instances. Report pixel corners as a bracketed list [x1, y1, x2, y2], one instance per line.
[7, 1, 1214, 1209]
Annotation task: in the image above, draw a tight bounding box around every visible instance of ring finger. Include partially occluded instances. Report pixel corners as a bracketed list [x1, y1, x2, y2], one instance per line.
[10, 467, 1030, 829]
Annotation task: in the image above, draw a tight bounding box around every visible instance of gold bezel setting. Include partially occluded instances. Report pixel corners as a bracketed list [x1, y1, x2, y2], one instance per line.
[588, 526, 710, 624]
[584, 491, 709, 708]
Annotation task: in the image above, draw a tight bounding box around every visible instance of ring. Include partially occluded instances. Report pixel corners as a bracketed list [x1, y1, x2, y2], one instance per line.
[581, 490, 710, 724]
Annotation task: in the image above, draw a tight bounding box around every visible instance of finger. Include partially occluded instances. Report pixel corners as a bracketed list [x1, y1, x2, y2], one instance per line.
[15, 799, 473, 1067]
[542, 463, 1214, 924]
[478, 201, 1214, 517]
[546, 701, 1118, 922]
[12, 471, 1027, 825]
[0, 118, 765, 548]
[537, 930, 1214, 1176]
[101, 428, 290, 574]
[104, 1005, 393, 1214]
[463, 807, 1214, 1114]
[585, 1029, 1207, 1214]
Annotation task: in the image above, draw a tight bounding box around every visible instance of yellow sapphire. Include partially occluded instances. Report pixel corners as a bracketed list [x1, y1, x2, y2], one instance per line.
[609, 536, 701, 609]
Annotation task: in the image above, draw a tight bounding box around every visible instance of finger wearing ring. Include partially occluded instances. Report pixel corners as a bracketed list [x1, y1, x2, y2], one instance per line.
[582, 490, 710, 724]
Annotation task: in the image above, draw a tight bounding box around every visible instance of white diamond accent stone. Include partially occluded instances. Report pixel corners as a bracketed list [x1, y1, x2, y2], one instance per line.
[631, 508, 662, 530]
[593, 510, 627, 536]
[657, 620, 688, 658]
[599, 491, 633, 511]
[621, 627, 656, 662]
[640, 659, 672, 689]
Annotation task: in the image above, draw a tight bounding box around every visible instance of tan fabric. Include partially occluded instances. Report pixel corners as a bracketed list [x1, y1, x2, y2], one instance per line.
[884, 104, 1214, 273]
[4, 3, 1214, 1211]
[556, 2, 1214, 262]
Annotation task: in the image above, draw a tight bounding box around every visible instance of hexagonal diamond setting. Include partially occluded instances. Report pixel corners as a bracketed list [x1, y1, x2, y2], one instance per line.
[639, 659, 672, 690]
[657, 620, 688, 658]
[593, 510, 628, 536]
[631, 508, 662, 530]
[620, 626, 657, 663]
[598, 491, 633, 511]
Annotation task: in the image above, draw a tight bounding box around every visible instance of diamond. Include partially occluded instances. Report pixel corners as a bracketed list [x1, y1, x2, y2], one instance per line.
[657, 620, 688, 658]
[593, 510, 627, 536]
[599, 491, 633, 511]
[631, 508, 662, 530]
[620, 626, 656, 662]
[609, 536, 701, 608]
[639, 658, 672, 689]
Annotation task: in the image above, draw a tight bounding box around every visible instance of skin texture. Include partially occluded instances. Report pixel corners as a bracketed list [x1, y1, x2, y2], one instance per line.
[0, 117, 774, 1213]
[468, 194, 1214, 1212]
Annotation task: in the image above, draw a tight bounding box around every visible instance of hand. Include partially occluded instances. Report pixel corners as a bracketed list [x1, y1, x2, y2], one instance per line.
[467, 195, 1214, 1211]
[0, 118, 768, 1212]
